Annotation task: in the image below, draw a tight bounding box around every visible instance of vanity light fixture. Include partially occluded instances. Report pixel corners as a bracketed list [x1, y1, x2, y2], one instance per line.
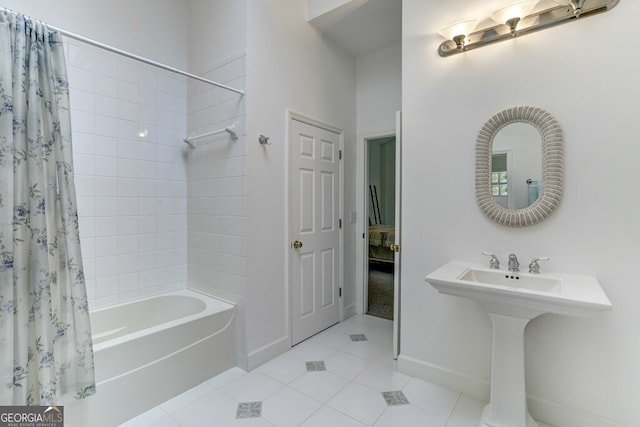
[438, 0, 620, 57]
[438, 19, 479, 50]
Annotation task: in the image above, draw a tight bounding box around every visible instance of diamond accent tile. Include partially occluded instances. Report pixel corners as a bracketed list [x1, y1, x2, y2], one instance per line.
[123, 315, 501, 427]
[382, 391, 410, 406]
[236, 401, 262, 419]
[306, 361, 327, 372]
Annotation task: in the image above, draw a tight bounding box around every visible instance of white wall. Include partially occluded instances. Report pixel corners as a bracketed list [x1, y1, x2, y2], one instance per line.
[357, 44, 401, 136]
[401, 1, 640, 426]
[245, 0, 356, 368]
[188, 0, 247, 75]
[0, 0, 188, 69]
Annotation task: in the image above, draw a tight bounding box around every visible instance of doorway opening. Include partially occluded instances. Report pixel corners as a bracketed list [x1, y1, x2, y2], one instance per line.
[366, 136, 396, 320]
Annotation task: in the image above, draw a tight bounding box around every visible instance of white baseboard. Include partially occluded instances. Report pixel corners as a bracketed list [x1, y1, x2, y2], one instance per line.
[397, 354, 490, 402]
[343, 302, 357, 319]
[527, 395, 625, 427]
[397, 354, 624, 427]
[246, 336, 290, 371]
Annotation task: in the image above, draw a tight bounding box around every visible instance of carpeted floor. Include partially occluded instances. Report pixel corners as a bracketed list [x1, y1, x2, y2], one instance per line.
[367, 264, 394, 320]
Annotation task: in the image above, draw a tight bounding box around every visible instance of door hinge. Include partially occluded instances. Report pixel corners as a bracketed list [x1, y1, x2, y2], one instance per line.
[339, 150, 342, 160]
[339, 287, 342, 297]
[339, 219, 342, 229]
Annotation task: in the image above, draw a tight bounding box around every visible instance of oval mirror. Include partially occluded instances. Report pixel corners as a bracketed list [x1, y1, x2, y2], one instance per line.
[476, 106, 563, 227]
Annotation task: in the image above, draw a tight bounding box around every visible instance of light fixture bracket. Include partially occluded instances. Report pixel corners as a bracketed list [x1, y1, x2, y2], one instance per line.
[438, 0, 619, 57]
[569, 0, 586, 16]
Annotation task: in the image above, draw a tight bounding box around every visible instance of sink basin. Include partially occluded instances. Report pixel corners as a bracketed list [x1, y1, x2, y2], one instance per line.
[425, 261, 612, 427]
[426, 261, 611, 318]
[458, 268, 562, 295]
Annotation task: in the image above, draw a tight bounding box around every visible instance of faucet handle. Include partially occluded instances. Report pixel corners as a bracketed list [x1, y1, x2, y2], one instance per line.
[482, 252, 500, 269]
[528, 257, 550, 274]
[508, 253, 520, 272]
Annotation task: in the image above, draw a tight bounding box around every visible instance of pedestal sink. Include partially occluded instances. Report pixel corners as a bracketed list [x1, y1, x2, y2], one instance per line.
[425, 261, 612, 427]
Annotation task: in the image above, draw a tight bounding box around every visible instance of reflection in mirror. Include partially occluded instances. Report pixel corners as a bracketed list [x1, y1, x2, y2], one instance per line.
[491, 123, 541, 210]
[475, 106, 564, 227]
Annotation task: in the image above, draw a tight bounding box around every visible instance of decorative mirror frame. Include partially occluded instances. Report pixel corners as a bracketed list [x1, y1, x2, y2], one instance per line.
[476, 106, 563, 227]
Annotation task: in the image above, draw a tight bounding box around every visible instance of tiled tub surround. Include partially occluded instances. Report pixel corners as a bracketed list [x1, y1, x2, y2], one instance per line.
[66, 37, 189, 309]
[120, 315, 553, 427]
[66, 289, 235, 427]
[186, 52, 247, 306]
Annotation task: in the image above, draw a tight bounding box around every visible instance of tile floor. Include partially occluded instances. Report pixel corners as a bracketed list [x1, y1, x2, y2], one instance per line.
[120, 315, 548, 427]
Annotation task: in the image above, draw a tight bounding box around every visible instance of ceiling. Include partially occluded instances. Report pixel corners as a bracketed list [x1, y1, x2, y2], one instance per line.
[320, 0, 402, 58]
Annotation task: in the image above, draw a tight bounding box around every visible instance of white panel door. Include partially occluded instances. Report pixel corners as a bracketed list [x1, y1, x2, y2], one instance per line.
[290, 118, 342, 345]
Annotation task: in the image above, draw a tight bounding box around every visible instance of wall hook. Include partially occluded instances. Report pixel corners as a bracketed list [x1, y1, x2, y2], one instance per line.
[258, 135, 271, 145]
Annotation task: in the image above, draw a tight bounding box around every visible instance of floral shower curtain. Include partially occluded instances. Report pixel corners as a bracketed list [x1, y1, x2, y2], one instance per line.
[0, 10, 95, 405]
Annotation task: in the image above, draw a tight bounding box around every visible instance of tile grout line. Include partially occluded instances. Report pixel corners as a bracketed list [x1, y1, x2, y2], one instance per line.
[445, 392, 464, 425]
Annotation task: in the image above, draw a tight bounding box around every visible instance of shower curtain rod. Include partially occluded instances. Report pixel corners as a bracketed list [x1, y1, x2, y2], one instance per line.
[0, 7, 245, 96]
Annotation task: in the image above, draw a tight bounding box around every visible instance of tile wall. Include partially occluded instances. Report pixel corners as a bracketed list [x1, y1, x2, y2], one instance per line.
[185, 51, 247, 366]
[65, 38, 189, 308]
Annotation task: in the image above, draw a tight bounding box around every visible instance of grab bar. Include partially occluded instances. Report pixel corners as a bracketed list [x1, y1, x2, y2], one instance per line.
[184, 122, 239, 148]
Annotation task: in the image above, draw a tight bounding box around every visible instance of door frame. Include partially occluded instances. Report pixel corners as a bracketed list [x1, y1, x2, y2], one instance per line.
[358, 131, 396, 313]
[286, 111, 345, 347]
[355, 116, 401, 357]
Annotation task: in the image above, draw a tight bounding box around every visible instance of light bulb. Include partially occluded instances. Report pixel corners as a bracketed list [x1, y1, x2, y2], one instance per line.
[491, 0, 538, 34]
[439, 19, 479, 49]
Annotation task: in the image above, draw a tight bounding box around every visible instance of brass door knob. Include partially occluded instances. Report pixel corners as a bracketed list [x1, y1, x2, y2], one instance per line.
[292, 240, 303, 249]
[390, 244, 400, 252]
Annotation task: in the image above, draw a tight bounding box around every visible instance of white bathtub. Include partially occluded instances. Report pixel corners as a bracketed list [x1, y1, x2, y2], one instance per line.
[66, 289, 235, 427]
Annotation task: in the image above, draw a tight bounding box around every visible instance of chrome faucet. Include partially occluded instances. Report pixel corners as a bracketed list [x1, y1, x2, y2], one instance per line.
[482, 252, 500, 269]
[508, 253, 520, 272]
